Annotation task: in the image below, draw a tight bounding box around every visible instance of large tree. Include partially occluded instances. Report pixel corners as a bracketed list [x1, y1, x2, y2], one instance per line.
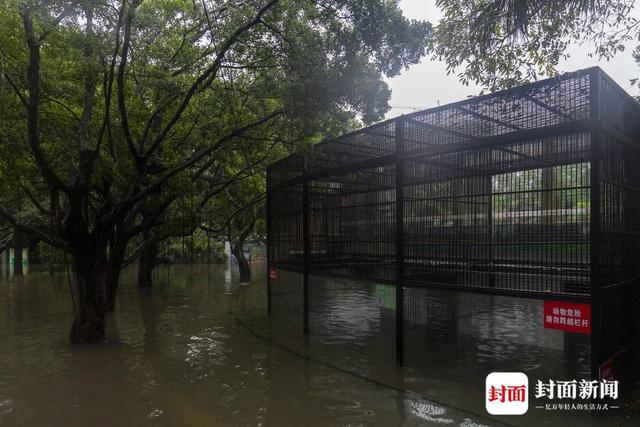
[0, 0, 430, 343]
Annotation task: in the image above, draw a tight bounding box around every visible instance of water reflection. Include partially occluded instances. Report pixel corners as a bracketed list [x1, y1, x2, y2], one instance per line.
[0, 265, 637, 426]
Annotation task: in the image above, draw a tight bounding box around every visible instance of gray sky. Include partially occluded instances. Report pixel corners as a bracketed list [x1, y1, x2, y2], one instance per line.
[387, 0, 640, 119]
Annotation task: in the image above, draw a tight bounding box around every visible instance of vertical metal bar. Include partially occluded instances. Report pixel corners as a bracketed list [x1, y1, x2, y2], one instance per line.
[395, 118, 405, 365]
[590, 68, 602, 380]
[266, 168, 272, 315]
[303, 160, 310, 335]
[486, 173, 494, 287]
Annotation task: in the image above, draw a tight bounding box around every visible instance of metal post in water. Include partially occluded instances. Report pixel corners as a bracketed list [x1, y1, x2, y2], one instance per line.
[589, 67, 603, 381]
[266, 168, 272, 315]
[303, 161, 310, 335]
[395, 118, 405, 366]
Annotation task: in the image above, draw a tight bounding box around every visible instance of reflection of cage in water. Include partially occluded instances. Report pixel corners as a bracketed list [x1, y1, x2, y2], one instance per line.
[266, 67, 640, 381]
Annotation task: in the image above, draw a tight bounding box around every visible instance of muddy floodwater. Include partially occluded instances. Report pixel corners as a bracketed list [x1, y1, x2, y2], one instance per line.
[0, 264, 638, 426]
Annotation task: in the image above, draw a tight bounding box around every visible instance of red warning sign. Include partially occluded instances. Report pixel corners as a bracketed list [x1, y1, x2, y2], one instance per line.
[543, 300, 591, 334]
[599, 358, 614, 381]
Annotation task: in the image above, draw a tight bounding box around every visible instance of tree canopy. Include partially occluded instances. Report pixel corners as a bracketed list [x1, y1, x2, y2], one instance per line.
[0, 0, 431, 343]
[431, 0, 638, 90]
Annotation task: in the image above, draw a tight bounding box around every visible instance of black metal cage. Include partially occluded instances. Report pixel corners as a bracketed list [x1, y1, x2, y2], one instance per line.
[266, 67, 640, 380]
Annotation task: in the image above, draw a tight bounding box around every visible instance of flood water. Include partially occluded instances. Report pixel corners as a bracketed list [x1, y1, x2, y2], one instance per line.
[0, 264, 638, 426]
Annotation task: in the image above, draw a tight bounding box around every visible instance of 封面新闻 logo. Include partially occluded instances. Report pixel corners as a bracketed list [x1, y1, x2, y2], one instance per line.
[486, 372, 529, 415]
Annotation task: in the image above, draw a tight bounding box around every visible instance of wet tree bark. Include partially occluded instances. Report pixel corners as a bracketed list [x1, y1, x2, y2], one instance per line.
[138, 232, 158, 288]
[232, 242, 251, 282]
[230, 218, 256, 282]
[68, 244, 109, 344]
[12, 229, 23, 277]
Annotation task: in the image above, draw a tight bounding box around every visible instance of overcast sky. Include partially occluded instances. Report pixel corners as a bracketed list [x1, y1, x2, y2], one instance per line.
[386, 0, 640, 118]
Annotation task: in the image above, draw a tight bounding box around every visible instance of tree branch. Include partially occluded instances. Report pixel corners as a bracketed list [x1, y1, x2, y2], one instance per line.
[3, 72, 28, 108]
[99, 1, 126, 159]
[39, 3, 79, 42]
[117, 0, 143, 165]
[143, 0, 279, 160]
[204, 194, 265, 236]
[22, 185, 49, 216]
[128, 109, 281, 207]
[124, 195, 176, 239]
[22, 11, 69, 193]
[0, 202, 68, 251]
[76, 2, 99, 183]
[121, 233, 155, 268]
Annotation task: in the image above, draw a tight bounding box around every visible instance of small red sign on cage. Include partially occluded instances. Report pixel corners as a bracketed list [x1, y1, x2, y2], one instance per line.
[269, 268, 277, 280]
[543, 300, 591, 334]
[599, 358, 614, 381]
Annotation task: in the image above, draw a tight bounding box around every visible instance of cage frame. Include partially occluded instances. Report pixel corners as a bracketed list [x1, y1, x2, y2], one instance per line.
[266, 67, 640, 379]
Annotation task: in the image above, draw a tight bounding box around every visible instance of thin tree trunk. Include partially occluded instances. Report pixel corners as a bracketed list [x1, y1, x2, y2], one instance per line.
[4, 249, 9, 279]
[28, 238, 40, 265]
[190, 232, 194, 265]
[12, 229, 23, 277]
[230, 218, 256, 282]
[232, 243, 251, 282]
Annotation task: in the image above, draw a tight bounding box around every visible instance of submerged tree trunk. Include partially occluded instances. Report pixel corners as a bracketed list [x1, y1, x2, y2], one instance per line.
[232, 243, 251, 282]
[12, 229, 23, 277]
[229, 218, 256, 282]
[69, 246, 109, 344]
[138, 233, 158, 288]
[105, 242, 126, 312]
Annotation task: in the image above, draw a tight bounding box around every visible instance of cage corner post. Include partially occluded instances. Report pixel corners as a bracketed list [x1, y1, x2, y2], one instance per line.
[395, 117, 405, 366]
[266, 167, 272, 315]
[589, 67, 603, 381]
[303, 159, 310, 336]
